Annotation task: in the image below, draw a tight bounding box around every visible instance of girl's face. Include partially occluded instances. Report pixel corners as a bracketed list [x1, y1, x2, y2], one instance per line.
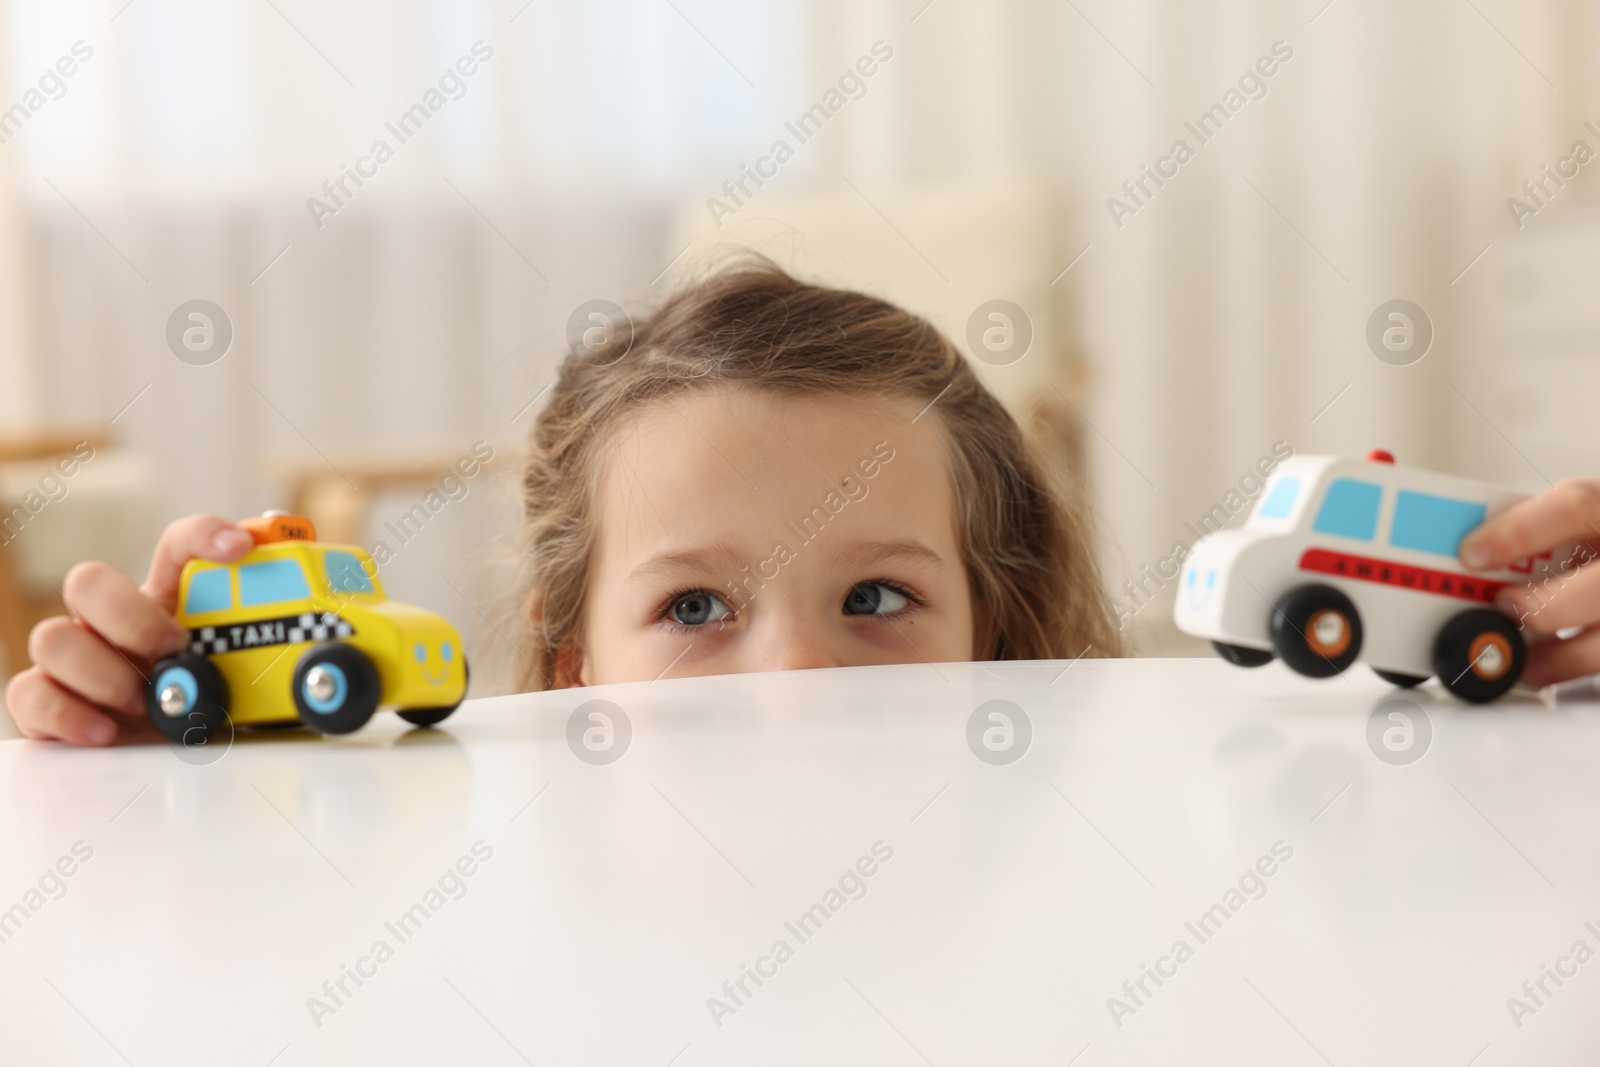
[568, 388, 974, 685]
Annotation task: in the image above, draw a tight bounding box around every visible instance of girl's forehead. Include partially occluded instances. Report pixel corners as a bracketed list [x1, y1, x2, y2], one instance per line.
[606, 388, 924, 470]
[593, 389, 956, 551]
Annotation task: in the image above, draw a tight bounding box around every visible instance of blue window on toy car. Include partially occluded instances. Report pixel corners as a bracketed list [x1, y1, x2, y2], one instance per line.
[1312, 479, 1382, 540]
[325, 550, 374, 594]
[1256, 476, 1301, 518]
[1390, 490, 1486, 557]
[185, 568, 231, 614]
[238, 559, 311, 607]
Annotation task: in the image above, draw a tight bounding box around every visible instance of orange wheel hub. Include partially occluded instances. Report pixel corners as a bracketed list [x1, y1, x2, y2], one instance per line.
[1467, 632, 1512, 680]
[1306, 609, 1352, 658]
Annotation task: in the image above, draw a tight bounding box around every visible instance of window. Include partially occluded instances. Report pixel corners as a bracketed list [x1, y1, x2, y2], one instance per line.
[1256, 476, 1301, 518]
[1312, 479, 1382, 540]
[185, 568, 231, 614]
[325, 550, 375, 595]
[238, 559, 311, 607]
[1390, 490, 1486, 557]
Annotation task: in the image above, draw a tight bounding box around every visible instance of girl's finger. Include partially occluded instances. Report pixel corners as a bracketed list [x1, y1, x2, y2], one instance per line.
[1461, 478, 1600, 570]
[1522, 626, 1600, 690]
[61, 561, 189, 661]
[28, 615, 148, 717]
[1498, 558, 1600, 636]
[140, 513, 254, 612]
[4, 667, 120, 745]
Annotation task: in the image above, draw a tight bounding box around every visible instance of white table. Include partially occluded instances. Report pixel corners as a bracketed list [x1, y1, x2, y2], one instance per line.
[1, 658, 1597, 1065]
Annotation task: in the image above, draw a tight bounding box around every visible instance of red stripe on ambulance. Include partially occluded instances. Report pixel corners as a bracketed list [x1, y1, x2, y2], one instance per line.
[1298, 548, 1505, 603]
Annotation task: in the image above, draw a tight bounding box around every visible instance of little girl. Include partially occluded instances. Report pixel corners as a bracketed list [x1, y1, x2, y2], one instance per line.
[9, 261, 1127, 744]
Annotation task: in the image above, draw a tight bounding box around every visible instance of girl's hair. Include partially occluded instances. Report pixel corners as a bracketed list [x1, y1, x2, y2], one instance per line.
[511, 259, 1122, 690]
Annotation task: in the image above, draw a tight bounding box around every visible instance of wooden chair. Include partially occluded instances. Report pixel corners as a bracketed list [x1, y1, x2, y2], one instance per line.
[0, 429, 111, 676]
[262, 449, 488, 548]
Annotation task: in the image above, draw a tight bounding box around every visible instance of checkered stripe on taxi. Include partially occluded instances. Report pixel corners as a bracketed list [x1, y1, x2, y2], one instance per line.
[190, 612, 355, 655]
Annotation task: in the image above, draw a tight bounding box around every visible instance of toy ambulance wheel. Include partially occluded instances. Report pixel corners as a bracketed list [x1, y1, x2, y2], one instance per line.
[1373, 668, 1428, 688]
[146, 653, 231, 746]
[292, 643, 380, 735]
[1432, 609, 1525, 703]
[399, 660, 468, 728]
[1269, 584, 1363, 678]
[1212, 642, 1275, 668]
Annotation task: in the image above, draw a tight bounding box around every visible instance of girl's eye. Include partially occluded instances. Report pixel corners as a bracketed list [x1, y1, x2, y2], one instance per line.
[669, 591, 730, 627]
[843, 582, 910, 616]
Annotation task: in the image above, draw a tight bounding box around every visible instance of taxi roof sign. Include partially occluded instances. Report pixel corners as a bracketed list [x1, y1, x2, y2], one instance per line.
[241, 511, 317, 544]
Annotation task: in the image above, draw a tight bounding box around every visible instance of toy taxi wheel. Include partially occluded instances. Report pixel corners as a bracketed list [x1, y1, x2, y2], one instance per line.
[292, 643, 380, 735]
[398, 706, 455, 727]
[1212, 641, 1275, 668]
[146, 653, 231, 746]
[1373, 667, 1428, 688]
[1432, 609, 1525, 703]
[1269, 584, 1363, 678]
[398, 659, 468, 728]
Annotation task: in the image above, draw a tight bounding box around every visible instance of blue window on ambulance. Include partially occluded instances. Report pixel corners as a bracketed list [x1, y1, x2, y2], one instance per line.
[238, 559, 311, 607]
[1256, 476, 1301, 518]
[1390, 490, 1486, 557]
[1312, 479, 1382, 540]
[185, 569, 231, 614]
[325, 550, 374, 594]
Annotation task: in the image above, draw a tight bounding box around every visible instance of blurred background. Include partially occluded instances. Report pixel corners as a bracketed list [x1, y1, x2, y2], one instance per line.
[0, 0, 1596, 733]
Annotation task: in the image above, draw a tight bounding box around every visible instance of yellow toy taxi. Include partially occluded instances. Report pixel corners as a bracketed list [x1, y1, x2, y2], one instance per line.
[145, 512, 468, 743]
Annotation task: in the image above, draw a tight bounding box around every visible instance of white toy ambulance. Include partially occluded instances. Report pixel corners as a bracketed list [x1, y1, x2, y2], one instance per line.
[1174, 450, 1566, 702]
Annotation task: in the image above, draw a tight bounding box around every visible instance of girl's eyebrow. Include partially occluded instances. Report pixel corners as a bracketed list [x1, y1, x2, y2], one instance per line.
[829, 539, 944, 570]
[628, 538, 942, 584]
[628, 544, 748, 584]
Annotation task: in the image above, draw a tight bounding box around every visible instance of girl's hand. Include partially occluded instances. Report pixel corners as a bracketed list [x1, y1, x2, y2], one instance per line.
[1460, 479, 1600, 689]
[4, 515, 254, 745]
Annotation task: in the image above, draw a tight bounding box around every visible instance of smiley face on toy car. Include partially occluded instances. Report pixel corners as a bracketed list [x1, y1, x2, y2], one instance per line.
[411, 637, 458, 687]
[1184, 566, 1218, 613]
